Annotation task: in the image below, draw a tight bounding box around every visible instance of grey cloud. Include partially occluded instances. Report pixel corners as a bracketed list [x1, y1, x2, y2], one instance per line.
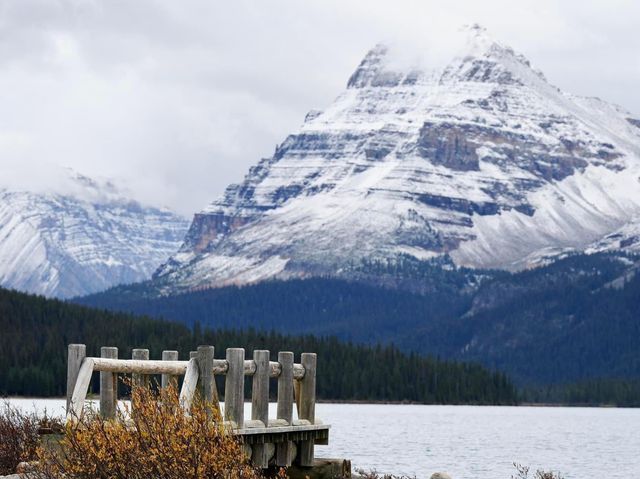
[0, 0, 638, 216]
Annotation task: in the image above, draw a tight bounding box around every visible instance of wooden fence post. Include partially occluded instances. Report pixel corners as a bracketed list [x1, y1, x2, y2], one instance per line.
[252, 350, 270, 426]
[299, 353, 317, 424]
[251, 350, 270, 467]
[131, 349, 149, 414]
[68, 358, 95, 421]
[197, 345, 220, 415]
[276, 351, 295, 466]
[179, 357, 200, 413]
[224, 348, 245, 428]
[66, 344, 86, 414]
[161, 350, 179, 389]
[100, 347, 118, 419]
[131, 349, 149, 388]
[297, 353, 317, 466]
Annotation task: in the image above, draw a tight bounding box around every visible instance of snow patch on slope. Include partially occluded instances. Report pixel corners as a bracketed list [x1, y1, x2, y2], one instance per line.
[453, 165, 640, 269]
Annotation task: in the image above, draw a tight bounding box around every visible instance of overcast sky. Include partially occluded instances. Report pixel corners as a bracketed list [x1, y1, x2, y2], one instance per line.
[1, 0, 639, 216]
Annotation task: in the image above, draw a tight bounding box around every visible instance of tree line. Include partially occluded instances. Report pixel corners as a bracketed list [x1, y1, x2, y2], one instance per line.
[0, 286, 517, 404]
[80, 253, 640, 387]
[524, 378, 640, 407]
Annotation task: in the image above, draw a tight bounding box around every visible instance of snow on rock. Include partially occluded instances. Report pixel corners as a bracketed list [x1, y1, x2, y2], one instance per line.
[0, 172, 189, 298]
[155, 25, 640, 292]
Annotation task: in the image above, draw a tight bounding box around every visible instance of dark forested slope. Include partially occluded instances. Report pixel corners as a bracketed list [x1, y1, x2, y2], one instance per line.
[0, 287, 516, 404]
[80, 253, 640, 386]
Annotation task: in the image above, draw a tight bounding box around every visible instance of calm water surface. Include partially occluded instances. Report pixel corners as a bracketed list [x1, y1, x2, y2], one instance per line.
[7, 399, 640, 479]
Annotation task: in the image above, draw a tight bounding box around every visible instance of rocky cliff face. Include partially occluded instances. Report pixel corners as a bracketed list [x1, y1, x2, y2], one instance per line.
[0, 172, 189, 298]
[155, 25, 640, 292]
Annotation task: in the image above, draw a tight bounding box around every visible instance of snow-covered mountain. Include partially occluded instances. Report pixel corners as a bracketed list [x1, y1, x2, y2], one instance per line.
[0, 170, 189, 298]
[155, 25, 640, 291]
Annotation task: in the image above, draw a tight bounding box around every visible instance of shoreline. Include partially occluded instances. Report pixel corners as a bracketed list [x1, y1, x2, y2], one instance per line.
[3, 396, 635, 408]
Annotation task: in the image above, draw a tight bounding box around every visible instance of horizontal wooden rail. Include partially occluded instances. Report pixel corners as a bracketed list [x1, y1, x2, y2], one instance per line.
[90, 357, 305, 379]
[93, 358, 187, 375]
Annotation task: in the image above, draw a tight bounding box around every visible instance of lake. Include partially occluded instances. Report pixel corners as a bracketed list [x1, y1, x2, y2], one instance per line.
[5, 399, 640, 479]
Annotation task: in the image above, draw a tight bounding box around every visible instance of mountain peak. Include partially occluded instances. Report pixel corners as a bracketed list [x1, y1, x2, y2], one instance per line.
[460, 23, 492, 48]
[1, 163, 124, 205]
[458, 23, 518, 59]
[346, 43, 394, 88]
[441, 24, 547, 86]
[153, 30, 640, 293]
[347, 26, 543, 90]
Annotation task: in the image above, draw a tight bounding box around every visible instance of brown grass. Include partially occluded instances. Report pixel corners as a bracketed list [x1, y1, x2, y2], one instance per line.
[36, 381, 262, 479]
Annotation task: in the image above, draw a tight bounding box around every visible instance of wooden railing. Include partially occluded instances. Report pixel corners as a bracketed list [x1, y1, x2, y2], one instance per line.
[66, 344, 329, 467]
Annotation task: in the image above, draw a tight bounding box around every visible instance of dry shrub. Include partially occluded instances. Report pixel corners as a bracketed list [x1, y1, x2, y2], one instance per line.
[0, 400, 56, 475]
[355, 469, 416, 479]
[512, 463, 565, 479]
[37, 381, 262, 479]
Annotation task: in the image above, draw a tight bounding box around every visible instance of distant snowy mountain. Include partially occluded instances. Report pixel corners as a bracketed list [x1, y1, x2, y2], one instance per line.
[0, 170, 189, 298]
[155, 25, 640, 292]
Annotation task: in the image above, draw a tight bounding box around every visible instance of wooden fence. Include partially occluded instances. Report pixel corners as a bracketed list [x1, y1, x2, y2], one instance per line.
[66, 344, 329, 467]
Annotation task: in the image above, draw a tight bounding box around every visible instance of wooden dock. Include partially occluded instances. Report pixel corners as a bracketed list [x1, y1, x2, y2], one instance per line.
[66, 344, 331, 469]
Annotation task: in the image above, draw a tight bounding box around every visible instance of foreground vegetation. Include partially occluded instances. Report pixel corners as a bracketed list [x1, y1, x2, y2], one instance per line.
[0, 401, 43, 475]
[512, 464, 564, 479]
[0, 286, 517, 404]
[38, 384, 260, 479]
[1, 384, 260, 479]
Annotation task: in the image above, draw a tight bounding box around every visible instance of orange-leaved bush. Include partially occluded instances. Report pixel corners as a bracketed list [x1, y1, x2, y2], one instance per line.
[37, 380, 262, 479]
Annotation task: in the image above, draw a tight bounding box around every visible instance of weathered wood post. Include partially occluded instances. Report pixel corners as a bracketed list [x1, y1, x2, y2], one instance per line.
[276, 351, 295, 466]
[224, 348, 245, 428]
[66, 344, 86, 413]
[161, 350, 179, 389]
[297, 353, 317, 466]
[197, 345, 219, 415]
[131, 348, 149, 414]
[179, 357, 199, 413]
[299, 353, 317, 422]
[277, 351, 294, 424]
[251, 350, 270, 467]
[131, 349, 149, 388]
[100, 346, 118, 419]
[252, 350, 270, 426]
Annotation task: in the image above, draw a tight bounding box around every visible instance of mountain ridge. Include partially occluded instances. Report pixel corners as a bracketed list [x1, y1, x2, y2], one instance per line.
[153, 25, 640, 294]
[0, 169, 189, 298]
